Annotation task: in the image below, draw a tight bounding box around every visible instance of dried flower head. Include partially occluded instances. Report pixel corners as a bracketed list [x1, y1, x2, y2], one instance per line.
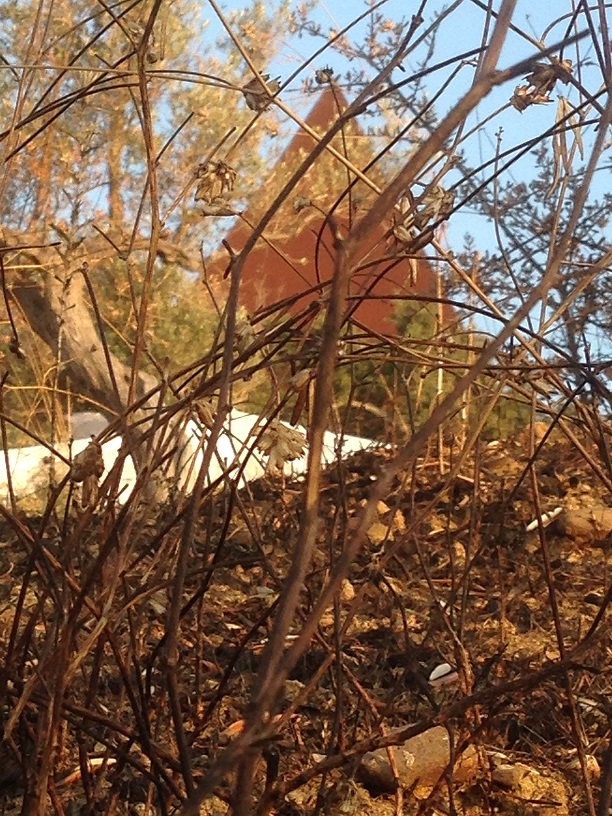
[510, 84, 541, 111]
[393, 184, 455, 239]
[256, 420, 307, 476]
[70, 440, 105, 508]
[293, 196, 312, 212]
[194, 160, 238, 217]
[392, 223, 413, 245]
[510, 59, 573, 111]
[70, 440, 104, 483]
[235, 317, 256, 354]
[194, 161, 237, 204]
[194, 398, 216, 429]
[315, 66, 335, 84]
[242, 74, 281, 111]
[526, 60, 573, 94]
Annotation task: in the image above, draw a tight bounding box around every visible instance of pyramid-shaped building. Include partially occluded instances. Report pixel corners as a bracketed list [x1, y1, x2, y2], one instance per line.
[212, 87, 444, 334]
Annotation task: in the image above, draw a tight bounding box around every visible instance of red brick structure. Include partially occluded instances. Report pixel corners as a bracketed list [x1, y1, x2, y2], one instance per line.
[213, 87, 444, 335]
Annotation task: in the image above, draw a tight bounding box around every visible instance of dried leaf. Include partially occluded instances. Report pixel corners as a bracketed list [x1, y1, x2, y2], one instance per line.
[256, 420, 307, 476]
[289, 369, 311, 390]
[414, 184, 455, 228]
[197, 201, 237, 217]
[574, 117, 584, 160]
[242, 74, 281, 111]
[81, 475, 99, 508]
[557, 96, 583, 160]
[549, 98, 568, 197]
[148, 590, 167, 616]
[59, 757, 117, 787]
[70, 440, 105, 508]
[408, 255, 419, 286]
[220, 713, 285, 743]
[394, 184, 454, 236]
[559, 99, 573, 171]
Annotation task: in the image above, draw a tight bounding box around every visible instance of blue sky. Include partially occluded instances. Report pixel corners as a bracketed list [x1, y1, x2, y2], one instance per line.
[195, 1, 610, 352]
[203, 0, 606, 252]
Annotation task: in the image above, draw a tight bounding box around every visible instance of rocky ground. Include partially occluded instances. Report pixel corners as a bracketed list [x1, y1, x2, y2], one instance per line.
[0, 426, 611, 815]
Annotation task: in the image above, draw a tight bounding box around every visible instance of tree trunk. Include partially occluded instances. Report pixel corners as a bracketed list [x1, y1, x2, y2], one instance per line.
[2, 227, 159, 417]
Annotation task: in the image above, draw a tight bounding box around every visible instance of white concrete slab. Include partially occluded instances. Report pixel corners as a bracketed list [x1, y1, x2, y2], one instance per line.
[0, 411, 378, 505]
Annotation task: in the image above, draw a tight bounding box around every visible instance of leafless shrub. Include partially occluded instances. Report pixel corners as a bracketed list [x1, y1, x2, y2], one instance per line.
[0, 2, 611, 816]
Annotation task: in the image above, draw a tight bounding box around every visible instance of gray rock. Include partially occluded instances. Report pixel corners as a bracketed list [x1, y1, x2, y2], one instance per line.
[70, 412, 108, 439]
